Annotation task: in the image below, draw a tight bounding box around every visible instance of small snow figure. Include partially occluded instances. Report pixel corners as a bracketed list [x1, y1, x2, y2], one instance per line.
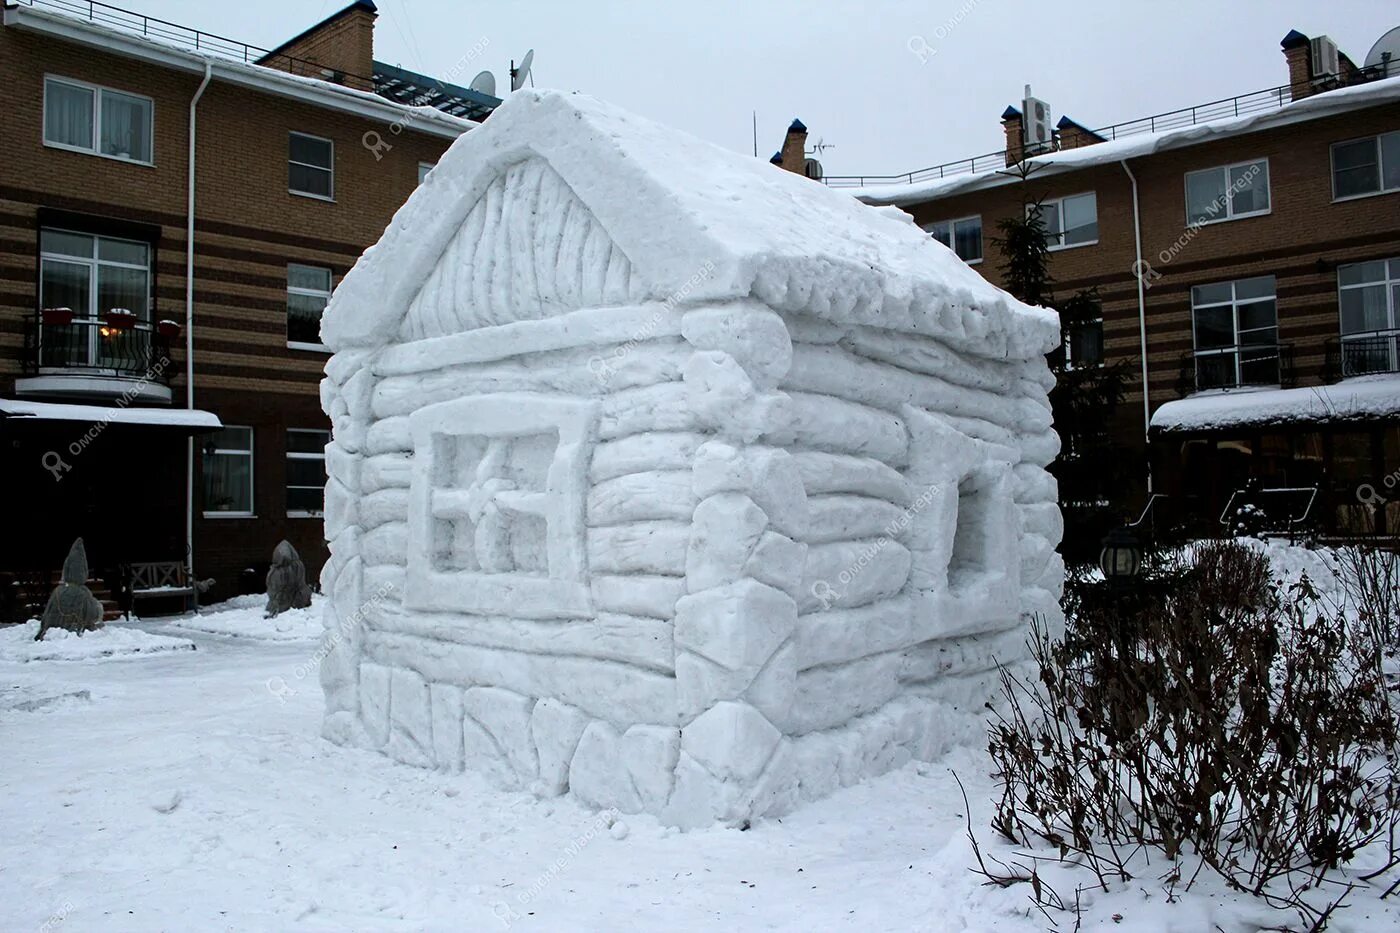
[265, 540, 312, 617]
[35, 537, 105, 641]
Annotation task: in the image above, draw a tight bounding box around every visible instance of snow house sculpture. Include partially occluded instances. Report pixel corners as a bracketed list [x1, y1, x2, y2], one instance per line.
[317, 90, 1063, 828]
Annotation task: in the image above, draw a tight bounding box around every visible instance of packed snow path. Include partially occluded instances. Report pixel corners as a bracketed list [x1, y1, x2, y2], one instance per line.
[2, 619, 1050, 932]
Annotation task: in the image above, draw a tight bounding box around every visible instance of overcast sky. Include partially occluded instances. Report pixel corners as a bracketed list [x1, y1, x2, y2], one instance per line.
[133, 1, 1398, 177]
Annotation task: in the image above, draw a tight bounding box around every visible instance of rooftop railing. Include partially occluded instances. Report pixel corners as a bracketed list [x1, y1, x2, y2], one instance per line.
[11, 0, 360, 76]
[9, 0, 501, 114]
[823, 61, 1397, 189]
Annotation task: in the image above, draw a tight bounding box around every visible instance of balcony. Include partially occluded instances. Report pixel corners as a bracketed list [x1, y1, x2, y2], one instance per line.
[1178, 343, 1294, 395]
[19, 310, 175, 403]
[1324, 331, 1400, 382]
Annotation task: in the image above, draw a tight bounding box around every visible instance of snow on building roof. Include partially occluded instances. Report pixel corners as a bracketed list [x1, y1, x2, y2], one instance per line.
[1149, 376, 1400, 434]
[322, 89, 1060, 361]
[2, 2, 478, 138]
[855, 76, 1400, 207]
[0, 400, 223, 431]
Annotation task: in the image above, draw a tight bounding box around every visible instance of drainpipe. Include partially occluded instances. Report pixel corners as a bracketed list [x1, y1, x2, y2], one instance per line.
[1120, 159, 1153, 494]
[186, 62, 212, 577]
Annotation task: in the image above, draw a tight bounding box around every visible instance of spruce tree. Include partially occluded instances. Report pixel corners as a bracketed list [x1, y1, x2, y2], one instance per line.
[996, 203, 1130, 562]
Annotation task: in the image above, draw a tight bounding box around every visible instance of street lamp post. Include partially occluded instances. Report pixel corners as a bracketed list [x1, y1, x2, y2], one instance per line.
[1099, 525, 1142, 590]
[1099, 524, 1144, 662]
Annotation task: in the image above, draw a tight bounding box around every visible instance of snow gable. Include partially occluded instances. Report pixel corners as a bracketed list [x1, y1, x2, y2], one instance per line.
[322, 89, 1059, 362]
[399, 158, 646, 341]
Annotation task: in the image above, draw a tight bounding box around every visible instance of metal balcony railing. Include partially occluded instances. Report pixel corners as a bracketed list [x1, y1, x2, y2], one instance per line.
[1177, 343, 1295, 394]
[1324, 331, 1400, 382]
[22, 313, 173, 383]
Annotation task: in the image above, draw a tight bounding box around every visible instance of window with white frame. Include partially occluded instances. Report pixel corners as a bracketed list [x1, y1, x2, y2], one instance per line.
[418, 161, 435, 184]
[1337, 258, 1400, 377]
[1185, 159, 1270, 225]
[1331, 131, 1400, 200]
[43, 76, 153, 164]
[1034, 192, 1098, 249]
[287, 429, 331, 516]
[289, 132, 334, 199]
[203, 426, 254, 516]
[38, 229, 152, 369]
[1190, 276, 1279, 390]
[923, 215, 983, 263]
[287, 264, 332, 348]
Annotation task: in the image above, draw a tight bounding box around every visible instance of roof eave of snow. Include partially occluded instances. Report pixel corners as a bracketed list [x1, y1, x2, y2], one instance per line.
[0, 399, 223, 430]
[1149, 376, 1400, 433]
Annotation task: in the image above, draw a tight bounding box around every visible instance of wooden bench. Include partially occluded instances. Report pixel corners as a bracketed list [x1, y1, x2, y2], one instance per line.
[123, 562, 199, 618]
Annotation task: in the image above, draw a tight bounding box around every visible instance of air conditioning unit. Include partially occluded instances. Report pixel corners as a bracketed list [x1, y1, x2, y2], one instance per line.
[1022, 84, 1052, 152]
[1311, 35, 1341, 78]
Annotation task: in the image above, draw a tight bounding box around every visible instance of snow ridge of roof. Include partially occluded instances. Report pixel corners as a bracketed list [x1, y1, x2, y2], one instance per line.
[323, 89, 1058, 361]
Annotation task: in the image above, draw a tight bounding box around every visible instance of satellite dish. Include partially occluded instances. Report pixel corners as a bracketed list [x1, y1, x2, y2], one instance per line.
[803, 158, 824, 181]
[469, 70, 496, 96]
[510, 48, 534, 91]
[1364, 25, 1400, 78]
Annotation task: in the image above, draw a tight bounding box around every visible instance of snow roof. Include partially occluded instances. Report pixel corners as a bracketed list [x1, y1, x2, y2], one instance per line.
[1149, 376, 1400, 434]
[0, 400, 223, 431]
[856, 76, 1400, 207]
[322, 89, 1059, 361]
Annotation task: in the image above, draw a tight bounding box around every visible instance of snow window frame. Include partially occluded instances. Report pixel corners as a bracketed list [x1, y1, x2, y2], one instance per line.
[1331, 131, 1400, 202]
[923, 214, 983, 264]
[1189, 276, 1280, 392]
[405, 394, 599, 619]
[1184, 158, 1271, 226]
[418, 161, 435, 184]
[1336, 258, 1400, 378]
[1034, 191, 1098, 251]
[286, 263, 333, 351]
[286, 428, 331, 518]
[203, 425, 255, 518]
[288, 131, 335, 201]
[43, 75, 155, 167]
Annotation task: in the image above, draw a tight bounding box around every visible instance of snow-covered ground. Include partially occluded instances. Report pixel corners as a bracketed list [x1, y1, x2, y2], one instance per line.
[0, 618, 195, 663]
[161, 593, 324, 643]
[3, 548, 1398, 931]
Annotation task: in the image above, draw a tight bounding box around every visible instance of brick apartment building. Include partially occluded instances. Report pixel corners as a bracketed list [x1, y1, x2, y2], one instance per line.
[820, 28, 1400, 541]
[0, 0, 500, 610]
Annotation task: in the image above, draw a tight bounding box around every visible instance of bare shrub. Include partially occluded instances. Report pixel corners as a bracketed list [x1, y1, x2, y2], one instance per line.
[987, 540, 1400, 929]
[1336, 544, 1400, 656]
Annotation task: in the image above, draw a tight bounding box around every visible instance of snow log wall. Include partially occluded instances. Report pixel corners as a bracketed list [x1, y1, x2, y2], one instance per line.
[318, 294, 1061, 827]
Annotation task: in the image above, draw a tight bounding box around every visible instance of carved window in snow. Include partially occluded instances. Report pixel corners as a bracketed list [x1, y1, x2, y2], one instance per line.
[406, 394, 598, 618]
[948, 467, 1011, 593]
[901, 405, 1018, 602]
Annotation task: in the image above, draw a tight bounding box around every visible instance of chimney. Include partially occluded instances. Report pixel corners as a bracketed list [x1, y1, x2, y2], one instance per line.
[1281, 29, 1313, 101]
[1055, 116, 1105, 152]
[258, 0, 379, 92]
[1001, 106, 1025, 166]
[779, 118, 808, 174]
